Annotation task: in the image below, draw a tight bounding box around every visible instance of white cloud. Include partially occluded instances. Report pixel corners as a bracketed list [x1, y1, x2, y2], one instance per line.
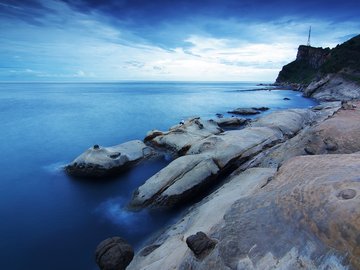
[1, 1, 359, 82]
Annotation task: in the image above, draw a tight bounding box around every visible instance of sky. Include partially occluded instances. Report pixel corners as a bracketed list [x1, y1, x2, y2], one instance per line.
[0, 0, 359, 82]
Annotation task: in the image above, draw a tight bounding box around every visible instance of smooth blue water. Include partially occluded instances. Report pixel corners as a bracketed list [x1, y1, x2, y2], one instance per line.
[0, 82, 317, 270]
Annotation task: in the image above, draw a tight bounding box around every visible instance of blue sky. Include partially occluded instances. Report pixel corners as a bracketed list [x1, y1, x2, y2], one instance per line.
[0, 0, 359, 82]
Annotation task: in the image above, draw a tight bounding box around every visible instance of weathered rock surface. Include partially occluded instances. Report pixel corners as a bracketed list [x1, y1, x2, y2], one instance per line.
[144, 117, 222, 154]
[304, 73, 360, 101]
[66, 140, 152, 177]
[227, 108, 260, 115]
[249, 109, 315, 137]
[128, 168, 276, 270]
[130, 154, 220, 209]
[213, 117, 246, 128]
[186, 231, 217, 258]
[131, 109, 316, 208]
[95, 237, 134, 270]
[129, 155, 360, 269]
[254, 102, 360, 168]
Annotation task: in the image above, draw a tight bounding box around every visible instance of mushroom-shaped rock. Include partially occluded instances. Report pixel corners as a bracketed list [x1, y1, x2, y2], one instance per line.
[144, 117, 222, 154]
[66, 140, 152, 178]
[95, 237, 134, 270]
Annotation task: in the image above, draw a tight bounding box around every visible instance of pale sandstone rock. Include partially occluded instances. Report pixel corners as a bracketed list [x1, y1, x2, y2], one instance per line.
[66, 140, 152, 177]
[144, 117, 222, 154]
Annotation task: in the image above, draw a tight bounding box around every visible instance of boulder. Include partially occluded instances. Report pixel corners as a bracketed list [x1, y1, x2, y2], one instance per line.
[186, 232, 217, 258]
[144, 117, 222, 154]
[95, 237, 134, 270]
[66, 140, 152, 178]
[227, 108, 260, 115]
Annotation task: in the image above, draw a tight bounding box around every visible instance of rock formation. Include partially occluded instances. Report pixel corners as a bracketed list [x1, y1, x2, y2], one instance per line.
[95, 237, 134, 270]
[66, 140, 153, 178]
[127, 154, 360, 270]
[276, 34, 360, 100]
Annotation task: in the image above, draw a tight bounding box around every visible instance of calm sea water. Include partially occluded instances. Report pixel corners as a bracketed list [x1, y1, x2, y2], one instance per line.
[0, 82, 317, 270]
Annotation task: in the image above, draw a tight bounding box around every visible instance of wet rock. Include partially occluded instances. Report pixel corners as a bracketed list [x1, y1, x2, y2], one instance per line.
[283, 97, 291, 100]
[213, 117, 246, 128]
[66, 140, 152, 178]
[251, 107, 269, 111]
[215, 113, 224, 118]
[186, 232, 217, 258]
[144, 117, 222, 154]
[228, 108, 260, 115]
[95, 237, 134, 270]
[130, 154, 220, 208]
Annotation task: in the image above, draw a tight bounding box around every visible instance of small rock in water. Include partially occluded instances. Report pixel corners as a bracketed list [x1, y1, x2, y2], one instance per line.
[251, 107, 269, 111]
[216, 113, 224, 118]
[283, 97, 291, 100]
[95, 237, 134, 270]
[186, 231, 217, 258]
[228, 108, 260, 115]
[93, 145, 100, 150]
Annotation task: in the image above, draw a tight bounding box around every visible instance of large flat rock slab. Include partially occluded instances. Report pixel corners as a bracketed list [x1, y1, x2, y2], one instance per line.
[128, 168, 276, 270]
[129, 154, 360, 269]
[249, 109, 315, 137]
[187, 127, 283, 168]
[130, 154, 220, 209]
[255, 102, 359, 168]
[66, 140, 152, 177]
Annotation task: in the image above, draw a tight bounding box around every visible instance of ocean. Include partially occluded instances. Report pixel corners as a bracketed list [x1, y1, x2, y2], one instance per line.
[0, 82, 317, 269]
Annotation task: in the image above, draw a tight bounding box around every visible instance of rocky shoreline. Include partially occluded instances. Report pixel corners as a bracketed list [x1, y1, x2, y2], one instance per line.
[66, 96, 360, 269]
[67, 35, 360, 270]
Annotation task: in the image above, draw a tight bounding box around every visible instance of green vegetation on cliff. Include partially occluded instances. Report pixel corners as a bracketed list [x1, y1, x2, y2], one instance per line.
[276, 34, 360, 85]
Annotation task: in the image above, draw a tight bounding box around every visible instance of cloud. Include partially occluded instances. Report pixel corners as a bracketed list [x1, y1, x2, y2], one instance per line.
[0, 0, 359, 81]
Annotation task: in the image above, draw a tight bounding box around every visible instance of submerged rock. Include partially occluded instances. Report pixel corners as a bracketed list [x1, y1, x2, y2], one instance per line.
[130, 154, 220, 209]
[213, 117, 246, 128]
[95, 237, 134, 270]
[227, 108, 260, 115]
[66, 140, 152, 178]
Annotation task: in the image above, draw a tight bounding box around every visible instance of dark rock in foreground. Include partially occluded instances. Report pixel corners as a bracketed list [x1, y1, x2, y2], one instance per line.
[95, 237, 134, 270]
[186, 232, 217, 258]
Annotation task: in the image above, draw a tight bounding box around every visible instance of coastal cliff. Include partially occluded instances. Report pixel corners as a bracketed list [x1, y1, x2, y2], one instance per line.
[276, 34, 360, 100]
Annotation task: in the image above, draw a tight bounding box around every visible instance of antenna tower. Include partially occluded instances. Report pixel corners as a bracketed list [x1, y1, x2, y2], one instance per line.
[307, 26, 311, 46]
